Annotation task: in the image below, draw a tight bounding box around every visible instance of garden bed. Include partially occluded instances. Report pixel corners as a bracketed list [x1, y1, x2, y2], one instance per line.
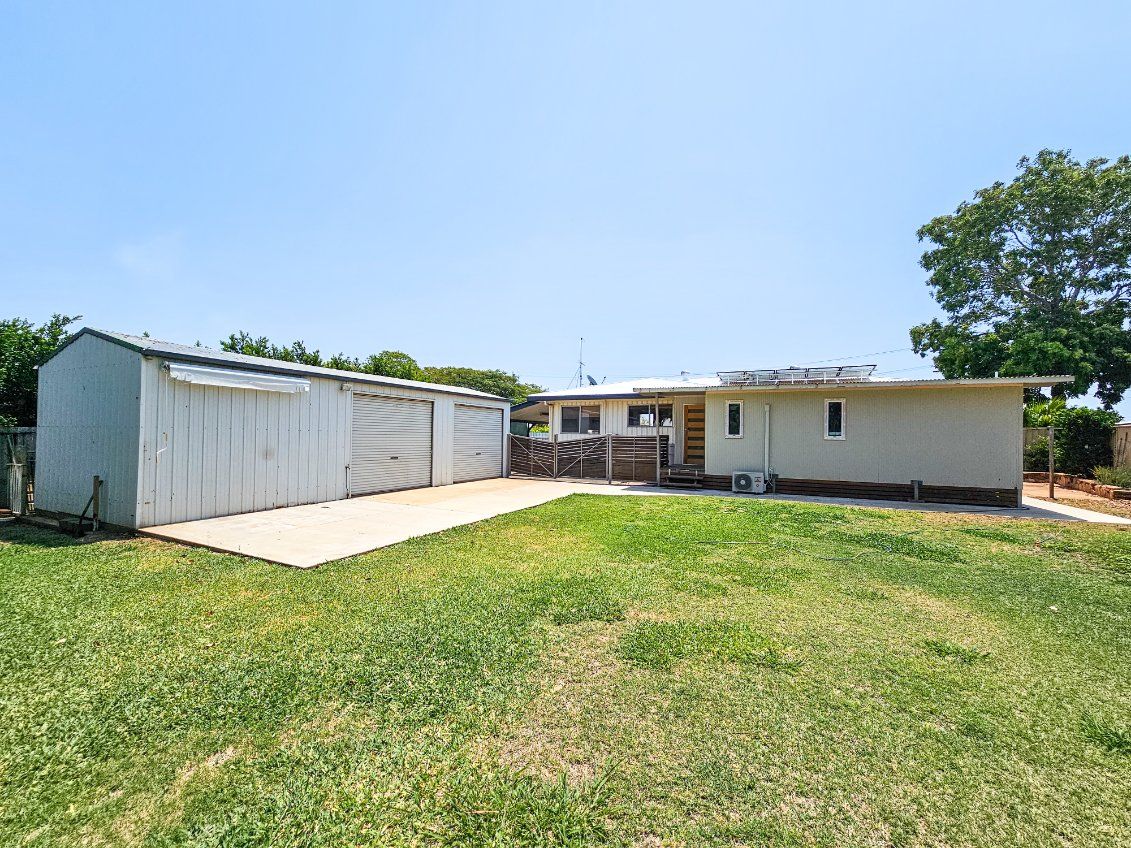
[1023, 471, 1131, 500]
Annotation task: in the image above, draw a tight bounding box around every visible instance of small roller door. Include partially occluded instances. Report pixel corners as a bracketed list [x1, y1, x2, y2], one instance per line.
[351, 394, 433, 495]
[453, 405, 503, 483]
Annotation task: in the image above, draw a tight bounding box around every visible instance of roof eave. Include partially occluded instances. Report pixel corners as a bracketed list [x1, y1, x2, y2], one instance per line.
[144, 349, 508, 401]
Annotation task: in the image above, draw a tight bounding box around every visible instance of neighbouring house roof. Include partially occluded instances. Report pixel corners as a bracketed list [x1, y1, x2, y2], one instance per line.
[50, 328, 508, 401]
[527, 371, 1073, 402]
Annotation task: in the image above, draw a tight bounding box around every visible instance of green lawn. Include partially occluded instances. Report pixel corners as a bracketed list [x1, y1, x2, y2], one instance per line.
[1, 495, 1129, 847]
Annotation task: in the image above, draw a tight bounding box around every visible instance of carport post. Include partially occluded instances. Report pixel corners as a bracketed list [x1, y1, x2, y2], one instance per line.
[655, 393, 661, 485]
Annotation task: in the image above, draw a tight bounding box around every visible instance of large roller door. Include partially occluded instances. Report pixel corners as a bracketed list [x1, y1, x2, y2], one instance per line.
[350, 394, 433, 495]
[453, 405, 503, 483]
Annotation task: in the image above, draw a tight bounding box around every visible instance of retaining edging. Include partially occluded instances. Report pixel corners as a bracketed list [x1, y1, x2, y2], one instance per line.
[1023, 472, 1131, 500]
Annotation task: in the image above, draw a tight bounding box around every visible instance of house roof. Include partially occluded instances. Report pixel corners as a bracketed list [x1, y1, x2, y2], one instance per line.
[527, 371, 1073, 402]
[52, 328, 508, 401]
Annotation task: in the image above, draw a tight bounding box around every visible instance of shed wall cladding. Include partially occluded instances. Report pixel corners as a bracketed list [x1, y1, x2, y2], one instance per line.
[35, 334, 143, 528]
[137, 359, 350, 527]
[350, 394, 433, 495]
[704, 385, 1023, 490]
[452, 405, 504, 482]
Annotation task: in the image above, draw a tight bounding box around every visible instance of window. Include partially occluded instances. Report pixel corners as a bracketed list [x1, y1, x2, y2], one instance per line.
[560, 404, 601, 434]
[627, 404, 673, 427]
[725, 401, 743, 438]
[824, 398, 845, 440]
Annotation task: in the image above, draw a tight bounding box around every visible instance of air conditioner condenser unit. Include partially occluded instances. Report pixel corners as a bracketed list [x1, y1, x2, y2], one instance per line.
[732, 471, 765, 494]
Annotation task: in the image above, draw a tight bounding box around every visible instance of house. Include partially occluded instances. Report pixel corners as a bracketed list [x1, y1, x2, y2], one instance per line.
[35, 328, 510, 529]
[511, 366, 1072, 506]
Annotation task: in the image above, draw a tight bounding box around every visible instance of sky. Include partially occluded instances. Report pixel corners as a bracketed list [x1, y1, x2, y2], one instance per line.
[3, 1, 1130, 416]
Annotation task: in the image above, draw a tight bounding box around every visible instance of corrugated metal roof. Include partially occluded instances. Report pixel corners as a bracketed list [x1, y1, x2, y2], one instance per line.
[61, 328, 508, 401]
[530, 371, 1072, 401]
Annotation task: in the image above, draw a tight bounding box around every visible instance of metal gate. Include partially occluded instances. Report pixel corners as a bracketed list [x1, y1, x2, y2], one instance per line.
[508, 434, 669, 483]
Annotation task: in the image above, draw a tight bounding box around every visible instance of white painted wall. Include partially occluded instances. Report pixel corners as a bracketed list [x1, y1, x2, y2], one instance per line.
[137, 361, 511, 526]
[137, 357, 351, 527]
[35, 334, 143, 527]
[547, 397, 701, 463]
[704, 385, 1024, 489]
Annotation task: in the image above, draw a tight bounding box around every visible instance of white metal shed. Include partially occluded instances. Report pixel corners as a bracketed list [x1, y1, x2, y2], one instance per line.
[35, 329, 510, 529]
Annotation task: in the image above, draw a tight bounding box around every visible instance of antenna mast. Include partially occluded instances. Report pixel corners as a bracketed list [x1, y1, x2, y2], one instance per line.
[571, 337, 584, 388]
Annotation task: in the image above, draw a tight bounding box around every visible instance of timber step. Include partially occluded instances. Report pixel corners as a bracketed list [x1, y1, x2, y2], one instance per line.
[660, 466, 707, 488]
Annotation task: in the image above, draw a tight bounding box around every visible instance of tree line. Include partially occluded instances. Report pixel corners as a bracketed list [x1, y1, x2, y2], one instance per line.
[219, 331, 542, 404]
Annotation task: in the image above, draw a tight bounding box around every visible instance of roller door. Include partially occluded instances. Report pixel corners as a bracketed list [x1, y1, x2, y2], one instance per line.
[453, 405, 503, 483]
[350, 394, 433, 495]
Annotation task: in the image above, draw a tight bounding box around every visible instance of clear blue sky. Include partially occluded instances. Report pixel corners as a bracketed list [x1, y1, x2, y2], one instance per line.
[4, 2, 1130, 415]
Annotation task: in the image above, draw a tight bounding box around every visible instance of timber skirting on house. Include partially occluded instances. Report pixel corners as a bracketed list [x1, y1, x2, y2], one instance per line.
[695, 475, 1017, 508]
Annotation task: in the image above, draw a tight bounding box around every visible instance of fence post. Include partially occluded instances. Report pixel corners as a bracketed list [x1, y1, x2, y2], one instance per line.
[607, 435, 612, 484]
[1047, 425, 1055, 499]
[552, 434, 558, 479]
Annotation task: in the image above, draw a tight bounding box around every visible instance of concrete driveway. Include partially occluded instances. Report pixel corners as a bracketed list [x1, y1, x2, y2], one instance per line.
[140, 478, 595, 568]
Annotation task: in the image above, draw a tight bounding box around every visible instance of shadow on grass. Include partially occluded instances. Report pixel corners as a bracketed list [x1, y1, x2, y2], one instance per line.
[0, 523, 82, 549]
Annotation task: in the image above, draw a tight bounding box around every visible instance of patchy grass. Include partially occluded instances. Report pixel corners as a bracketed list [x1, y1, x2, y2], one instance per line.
[922, 638, 992, 665]
[1082, 714, 1131, 755]
[618, 620, 801, 672]
[2, 494, 1130, 846]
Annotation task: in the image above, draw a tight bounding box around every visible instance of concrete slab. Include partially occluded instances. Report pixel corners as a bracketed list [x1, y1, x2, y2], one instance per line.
[140, 478, 596, 568]
[140, 476, 1130, 569]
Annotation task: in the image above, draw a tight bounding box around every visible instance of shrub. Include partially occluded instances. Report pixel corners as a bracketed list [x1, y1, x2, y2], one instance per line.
[1093, 466, 1131, 488]
[1023, 404, 1119, 476]
[1024, 436, 1052, 472]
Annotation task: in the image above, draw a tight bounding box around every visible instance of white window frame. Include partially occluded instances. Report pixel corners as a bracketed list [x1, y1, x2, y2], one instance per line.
[824, 398, 846, 440]
[725, 400, 744, 438]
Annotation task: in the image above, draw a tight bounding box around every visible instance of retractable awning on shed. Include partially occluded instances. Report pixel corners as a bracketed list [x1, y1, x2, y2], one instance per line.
[165, 362, 311, 393]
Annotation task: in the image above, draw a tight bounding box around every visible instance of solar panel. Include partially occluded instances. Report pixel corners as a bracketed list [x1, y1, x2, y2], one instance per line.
[717, 365, 877, 386]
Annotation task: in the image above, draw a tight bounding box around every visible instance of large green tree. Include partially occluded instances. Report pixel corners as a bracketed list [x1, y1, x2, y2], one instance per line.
[0, 314, 80, 426]
[420, 366, 542, 404]
[911, 150, 1131, 406]
[220, 332, 326, 367]
[362, 351, 423, 381]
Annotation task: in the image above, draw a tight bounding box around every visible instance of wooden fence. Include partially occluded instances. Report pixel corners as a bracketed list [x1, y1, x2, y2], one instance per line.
[1, 427, 36, 513]
[509, 434, 669, 483]
[1114, 424, 1131, 468]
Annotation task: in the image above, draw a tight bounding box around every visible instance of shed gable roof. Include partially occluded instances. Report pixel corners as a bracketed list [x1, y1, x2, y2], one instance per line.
[53, 328, 507, 401]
